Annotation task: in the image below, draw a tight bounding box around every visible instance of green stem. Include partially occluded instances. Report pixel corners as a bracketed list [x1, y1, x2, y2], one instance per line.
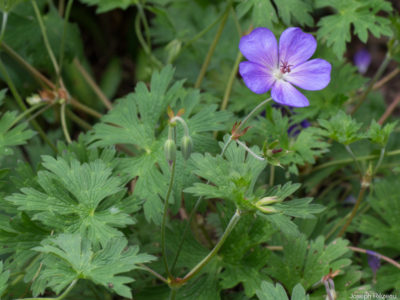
[175, 210, 241, 286]
[58, 0, 74, 83]
[65, 108, 92, 130]
[194, 1, 231, 89]
[10, 102, 47, 128]
[269, 165, 275, 187]
[311, 149, 400, 172]
[0, 58, 57, 152]
[373, 147, 385, 174]
[138, 263, 168, 284]
[60, 102, 72, 143]
[31, 0, 60, 76]
[344, 144, 363, 175]
[169, 288, 178, 300]
[351, 54, 391, 114]
[220, 51, 242, 111]
[0, 12, 8, 41]
[137, 2, 151, 48]
[161, 135, 177, 279]
[170, 98, 272, 272]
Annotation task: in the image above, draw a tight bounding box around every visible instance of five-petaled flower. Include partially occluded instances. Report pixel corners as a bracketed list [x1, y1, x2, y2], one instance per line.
[239, 27, 332, 107]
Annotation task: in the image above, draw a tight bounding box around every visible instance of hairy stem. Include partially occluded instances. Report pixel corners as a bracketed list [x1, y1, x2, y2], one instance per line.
[60, 102, 72, 143]
[138, 263, 168, 284]
[220, 51, 242, 111]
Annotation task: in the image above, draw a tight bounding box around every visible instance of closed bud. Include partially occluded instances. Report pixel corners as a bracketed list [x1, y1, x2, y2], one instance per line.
[181, 135, 193, 160]
[164, 139, 176, 163]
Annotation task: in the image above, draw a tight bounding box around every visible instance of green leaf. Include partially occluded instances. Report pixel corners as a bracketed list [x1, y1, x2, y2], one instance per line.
[367, 120, 397, 146]
[6, 156, 137, 245]
[236, 0, 313, 28]
[89, 66, 230, 223]
[79, 0, 138, 13]
[256, 282, 309, 300]
[0, 261, 10, 296]
[266, 235, 352, 291]
[316, 0, 393, 58]
[32, 233, 155, 298]
[318, 110, 364, 145]
[357, 178, 400, 251]
[0, 111, 35, 158]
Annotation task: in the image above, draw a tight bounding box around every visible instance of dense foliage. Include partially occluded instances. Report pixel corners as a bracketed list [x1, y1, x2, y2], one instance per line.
[0, 0, 399, 299]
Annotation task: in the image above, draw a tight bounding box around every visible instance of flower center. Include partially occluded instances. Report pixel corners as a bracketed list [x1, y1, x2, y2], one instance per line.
[280, 61, 292, 74]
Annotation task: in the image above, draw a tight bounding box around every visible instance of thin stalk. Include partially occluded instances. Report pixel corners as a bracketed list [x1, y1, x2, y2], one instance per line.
[10, 102, 47, 128]
[161, 133, 177, 279]
[65, 109, 92, 130]
[31, 0, 60, 76]
[373, 67, 400, 91]
[170, 98, 272, 272]
[344, 145, 363, 175]
[73, 58, 112, 110]
[373, 147, 385, 174]
[311, 149, 400, 172]
[60, 102, 72, 143]
[0, 58, 57, 152]
[138, 263, 168, 284]
[58, 0, 65, 16]
[220, 51, 242, 111]
[69, 98, 102, 119]
[0, 12, 8, 41]
[175, 210, 241, 286]
[25, 100, 60, 124]
[337, 180, 370, 238]
[58, 0, 74, 83]
[378, 95, 400, 125]
[169, 288, 178, 300]
[236, 140, 264, 161]
[17, 279, 77, 300]
[351, 54, 391, 114]
[194, 1, 232, 89]
[137, 2, 151, 48]
[269, 165, 275, 187]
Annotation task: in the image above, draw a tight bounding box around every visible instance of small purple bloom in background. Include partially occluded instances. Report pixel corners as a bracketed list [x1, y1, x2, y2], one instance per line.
[366, 250, 381, 282]
[239, 27, 331, 107]
[354, 48, 371, 74]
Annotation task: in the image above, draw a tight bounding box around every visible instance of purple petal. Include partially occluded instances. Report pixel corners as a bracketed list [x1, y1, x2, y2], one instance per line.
[239, 27, 278, 70]
[285, 59, 331, 91]
[366, 250, 381, 275]
[239, 61, 276, 94]
[354, 49, 371, 74]
[271, 80, 309, 107]
[279, 27, 317, 66]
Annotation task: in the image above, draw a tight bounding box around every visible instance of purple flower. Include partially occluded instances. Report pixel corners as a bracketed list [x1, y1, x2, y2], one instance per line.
[366, 250, 381, 277]
[239, 27, 331, 107]
[354, 49, 371, 74]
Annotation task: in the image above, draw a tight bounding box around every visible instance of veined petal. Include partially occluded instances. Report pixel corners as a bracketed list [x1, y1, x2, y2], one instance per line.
[239, 62, 275, 94]
[271, 80, 309, 107]
[285, 59, 331, 90]
[279, 27, 316, 66]
[239, 27, 278, 70]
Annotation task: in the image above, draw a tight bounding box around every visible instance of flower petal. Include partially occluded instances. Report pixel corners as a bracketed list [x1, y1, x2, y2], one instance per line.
[239, 62, 276, 94]
[279, 27, 316, 66]
[239, 27, 278, 69]
[285, 59, 331, 90]
[271, 80, 309, 107]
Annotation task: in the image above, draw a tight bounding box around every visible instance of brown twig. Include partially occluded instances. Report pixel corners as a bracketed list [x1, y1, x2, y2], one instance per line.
[378, 95, 400, 125]
[373, 68, 400, 91]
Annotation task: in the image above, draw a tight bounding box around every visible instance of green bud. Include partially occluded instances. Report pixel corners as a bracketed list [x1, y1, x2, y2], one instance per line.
[164, 139, 176, 163]
[181, 135, 193, 160]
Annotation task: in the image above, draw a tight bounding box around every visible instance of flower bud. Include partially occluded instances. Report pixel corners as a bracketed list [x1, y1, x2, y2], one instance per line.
[164, 139, 176, 163]
[181, 135, 193, 160]
[26, 94, 42, 106]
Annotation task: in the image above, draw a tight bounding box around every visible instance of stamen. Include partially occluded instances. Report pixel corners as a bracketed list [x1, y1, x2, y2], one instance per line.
[280, 60, 292, 74]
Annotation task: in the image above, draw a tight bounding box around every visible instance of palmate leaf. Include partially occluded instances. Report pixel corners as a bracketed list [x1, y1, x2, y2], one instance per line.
[0, 110, 35, 158]
[356, 178, 400, 251]
[256, 282, 309, 300]
[236, 0, 313, 28]
[32, 233, 155, 298]
[6, 156, 138, 245]
[266, 234, 352, 291]
[0, 261, 10, 296]
[316, 0, 392, 58]
[89, 66, 230, 224]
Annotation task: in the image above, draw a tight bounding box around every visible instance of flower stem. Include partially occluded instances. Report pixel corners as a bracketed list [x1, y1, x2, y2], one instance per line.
[378, 94, 400, 125]
[373, 147, 385, 175]
[236, 140, 264, 161]
[58, 0, 74, 83]
[344, 144, 363, 175]
[161, 128, 177, 279]
[31, 0, 60, 76]
[138, 263, 168, 284]
[170, 98, 272, 272]
[194, 0, 232, 89]
[220, 51, 242, 111]
[60, 102, 72, 143]
[10, 102, 47, 128]
[174, 210, 241, 286]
